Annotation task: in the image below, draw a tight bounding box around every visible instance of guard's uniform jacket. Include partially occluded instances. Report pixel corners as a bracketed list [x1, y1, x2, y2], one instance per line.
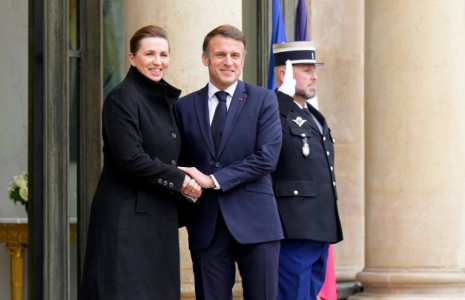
[272, 91, 343, 243]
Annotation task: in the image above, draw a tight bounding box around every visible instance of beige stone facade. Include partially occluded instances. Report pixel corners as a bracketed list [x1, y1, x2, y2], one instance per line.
[350, 1, 465, 299]
[311, 0, 365, 283]
[129, 0, 465, 299]
[1, 0, 464, 299]
[124, 1, 367, 297]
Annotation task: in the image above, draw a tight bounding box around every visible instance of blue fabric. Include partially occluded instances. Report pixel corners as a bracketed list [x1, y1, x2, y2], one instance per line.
[191, 212, 280, 300]
[175, 81, 284, 249]
[277, 239, 330, 300]
[295, 0, 310, 41]
[267, 0, 287, 90]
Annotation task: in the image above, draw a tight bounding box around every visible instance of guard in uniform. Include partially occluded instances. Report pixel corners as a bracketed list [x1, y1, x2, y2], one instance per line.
[271, 41, 343, 300]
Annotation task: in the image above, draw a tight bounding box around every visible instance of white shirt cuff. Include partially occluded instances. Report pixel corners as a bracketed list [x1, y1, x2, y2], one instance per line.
[210, 175, 221, 190]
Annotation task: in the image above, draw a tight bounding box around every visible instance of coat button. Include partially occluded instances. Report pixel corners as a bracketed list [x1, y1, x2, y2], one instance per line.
[171, 160, 177, 166]
[163, 180, 168, 186]
[330, 166, 334, 171]
[326, 151, 330, 156]
[169, 182, 174, 188]
[171, 132, 177, 139]
[294, 190, 298, 195]
[301, 133, 306, 137]
[323, 136, 326, 141]
[333, 181, 336, 187]
[158, 178, 163, 184]
[215, 162, 220, 168]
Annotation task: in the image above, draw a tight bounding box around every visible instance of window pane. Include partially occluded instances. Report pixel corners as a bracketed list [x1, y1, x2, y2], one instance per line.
[103, 0, 126, 99]
[242, 0, 258, 86]
[69, 56, 79, 299]
[69, 0, 80, 50]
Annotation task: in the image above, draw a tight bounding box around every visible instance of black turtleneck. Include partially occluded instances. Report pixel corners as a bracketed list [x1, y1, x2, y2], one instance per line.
[126, 66, 181, 107]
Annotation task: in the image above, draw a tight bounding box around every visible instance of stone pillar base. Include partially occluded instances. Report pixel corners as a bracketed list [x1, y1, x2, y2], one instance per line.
[349, 269, 465, 299]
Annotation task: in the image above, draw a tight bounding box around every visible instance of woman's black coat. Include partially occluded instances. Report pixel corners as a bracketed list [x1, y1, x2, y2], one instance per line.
[79, 66, 185, 300]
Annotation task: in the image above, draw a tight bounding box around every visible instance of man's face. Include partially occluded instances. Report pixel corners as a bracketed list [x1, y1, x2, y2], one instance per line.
[293, 64, 318, 100]
[202, 35, 245, 91]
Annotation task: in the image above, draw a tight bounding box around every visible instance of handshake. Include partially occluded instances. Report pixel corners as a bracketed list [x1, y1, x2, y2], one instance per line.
[178, 166, 215, 200]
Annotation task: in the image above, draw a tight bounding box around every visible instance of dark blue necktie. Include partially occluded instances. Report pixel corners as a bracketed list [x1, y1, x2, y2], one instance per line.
[211, 91, 228, 152]
[303, 107, 322, 133]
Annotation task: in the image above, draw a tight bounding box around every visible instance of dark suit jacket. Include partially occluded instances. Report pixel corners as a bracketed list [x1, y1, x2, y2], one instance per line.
[271, 91, 343, 243]
[175, 80, 284, 250]
[80, 66, 186, 300]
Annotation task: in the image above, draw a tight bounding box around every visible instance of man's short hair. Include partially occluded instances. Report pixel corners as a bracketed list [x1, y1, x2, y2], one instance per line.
[202, 25, 247, 58]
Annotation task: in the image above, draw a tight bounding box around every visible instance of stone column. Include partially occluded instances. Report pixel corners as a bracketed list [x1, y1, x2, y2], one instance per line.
[351, 1, 465, 299]
[311, 0, 365, 282]
[125, 2, 243, 298]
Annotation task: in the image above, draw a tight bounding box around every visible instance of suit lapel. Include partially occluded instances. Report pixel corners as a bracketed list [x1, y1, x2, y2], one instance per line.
[194, 85, 216, 158]
[216, 80, 247, 157]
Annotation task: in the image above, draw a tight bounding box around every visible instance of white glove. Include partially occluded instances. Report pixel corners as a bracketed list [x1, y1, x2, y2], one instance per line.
[277, 59, 296, 97]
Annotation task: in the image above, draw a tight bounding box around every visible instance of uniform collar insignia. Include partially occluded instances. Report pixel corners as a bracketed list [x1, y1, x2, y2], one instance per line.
[292, 116, 307, 127]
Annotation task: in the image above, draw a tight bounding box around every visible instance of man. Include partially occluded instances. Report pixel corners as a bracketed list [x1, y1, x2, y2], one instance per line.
[271, 41, 343, 300]
[175, 25, 283, 300]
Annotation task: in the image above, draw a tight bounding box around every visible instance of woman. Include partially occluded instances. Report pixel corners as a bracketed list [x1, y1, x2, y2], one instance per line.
[79, 25, 200, 300]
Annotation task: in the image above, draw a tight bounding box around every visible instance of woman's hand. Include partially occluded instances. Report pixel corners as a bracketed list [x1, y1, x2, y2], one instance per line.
[181, 174, 202, 198]
[179, 167, 215, 189]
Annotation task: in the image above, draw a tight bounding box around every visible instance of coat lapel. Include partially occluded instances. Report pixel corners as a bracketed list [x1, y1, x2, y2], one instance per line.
[307, 103, 328, 135]
[291, 102, 321, 135]
[216, 80, 247, 157]
[194, 85, 216, 158]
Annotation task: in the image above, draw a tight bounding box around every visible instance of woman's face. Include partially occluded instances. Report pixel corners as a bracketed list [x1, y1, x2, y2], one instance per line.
[129, 37, 170, 82]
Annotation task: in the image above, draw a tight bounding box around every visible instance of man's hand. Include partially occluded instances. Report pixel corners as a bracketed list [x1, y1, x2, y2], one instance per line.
[181, 174, 203, 198]
[179, 167, 216, 189]
[278, 59, 296, 97]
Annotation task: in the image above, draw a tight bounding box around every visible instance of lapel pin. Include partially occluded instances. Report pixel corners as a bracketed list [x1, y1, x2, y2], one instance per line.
[239, 98, 243, 101]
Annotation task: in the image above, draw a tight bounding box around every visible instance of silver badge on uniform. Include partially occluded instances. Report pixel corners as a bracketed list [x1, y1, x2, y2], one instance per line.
[301, 136, 310, 157]
[302, 143, 310, 157]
